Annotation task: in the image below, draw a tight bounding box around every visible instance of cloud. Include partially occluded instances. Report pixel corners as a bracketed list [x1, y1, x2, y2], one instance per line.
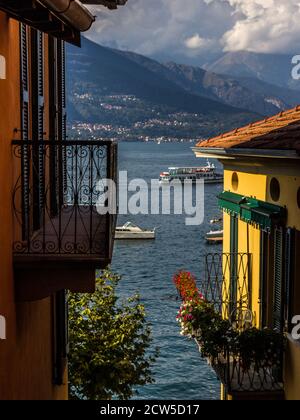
[222, 0, 300, 53]
[86, 0, 234, 62]
[185, 34, 215, 50]
[85, 0, 300, 63]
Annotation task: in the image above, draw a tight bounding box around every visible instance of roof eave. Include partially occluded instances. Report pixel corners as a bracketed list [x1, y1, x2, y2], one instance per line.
[0, 0, 95, 45]
[193, 147, 300, 160]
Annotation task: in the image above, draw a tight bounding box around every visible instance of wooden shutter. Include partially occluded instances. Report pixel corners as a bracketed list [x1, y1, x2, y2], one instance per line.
[61, 41, 67, 142]
[56, 40, 67, 206]
[48, 39, 66, 215]
[37, 31, 44, 141]
[37, 31, 45, 220]
[20, 24, 29, 139]
[61, 42, 68, 196]
[56, 40, 66, 142]
[20, 24, 30, 240]
[48, 37, 59, 216]
[31, 29, 45, 231]
[273, 227, 284, 332]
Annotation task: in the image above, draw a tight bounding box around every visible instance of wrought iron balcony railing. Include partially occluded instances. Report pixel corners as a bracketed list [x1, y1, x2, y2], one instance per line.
[201, 253, 253, 324]
[211, 347, 284, 397]
[12, 140, 117, 266]
[199, 253, 284, 397]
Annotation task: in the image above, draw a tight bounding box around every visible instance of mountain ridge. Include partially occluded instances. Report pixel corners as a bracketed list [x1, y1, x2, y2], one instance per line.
[67, 37, 249, 117]
[204, 51, 300, 92]
[110, 46, 300, 115]
[66, 38, 299, 142]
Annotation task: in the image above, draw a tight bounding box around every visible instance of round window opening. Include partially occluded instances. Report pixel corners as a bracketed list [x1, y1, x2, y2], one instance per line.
[270, 178, 280, 202]
[232, 172, 239, 191]
[297, 187, 300, 209]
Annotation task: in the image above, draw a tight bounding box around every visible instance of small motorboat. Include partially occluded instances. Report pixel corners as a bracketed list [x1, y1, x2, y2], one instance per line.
[115, 222, 156, 240]
[206, 230, 223, 244]
[210, 217, 223, 225]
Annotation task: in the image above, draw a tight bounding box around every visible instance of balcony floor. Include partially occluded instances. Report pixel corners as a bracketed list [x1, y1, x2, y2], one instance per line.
[13, 205, 111, 267]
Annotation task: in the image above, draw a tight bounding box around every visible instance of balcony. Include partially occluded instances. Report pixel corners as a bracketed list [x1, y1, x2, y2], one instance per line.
[12, 140, 117, 301]
[202, 253, 253, 323]
[199, 253, 284, 399]
[210, 346, 284, 400]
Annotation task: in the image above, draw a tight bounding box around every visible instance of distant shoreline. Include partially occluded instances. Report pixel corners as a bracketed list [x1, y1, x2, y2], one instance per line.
[70, 139, 197, 144]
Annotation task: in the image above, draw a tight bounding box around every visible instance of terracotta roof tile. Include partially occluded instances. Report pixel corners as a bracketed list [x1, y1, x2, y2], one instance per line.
[196, 106, 300, 152]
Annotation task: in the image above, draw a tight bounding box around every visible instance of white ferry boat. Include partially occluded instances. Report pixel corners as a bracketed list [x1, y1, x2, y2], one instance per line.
[159, 160, 223, 184]
[115, 222, 156, 240]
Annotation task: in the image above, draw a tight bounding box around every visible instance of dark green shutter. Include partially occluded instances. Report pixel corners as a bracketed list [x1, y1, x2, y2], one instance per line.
[230, 215, 238, 316]
[285, 228, 295, 331]
[259, 231, 269, 328]
[273, 227, 284, 332]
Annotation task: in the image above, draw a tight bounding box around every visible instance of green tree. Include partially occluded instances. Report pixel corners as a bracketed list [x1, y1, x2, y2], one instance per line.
[68, 269, 158, 400]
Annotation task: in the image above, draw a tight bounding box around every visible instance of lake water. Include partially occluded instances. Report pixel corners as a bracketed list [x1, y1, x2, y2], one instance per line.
[112, 142, 222, 400]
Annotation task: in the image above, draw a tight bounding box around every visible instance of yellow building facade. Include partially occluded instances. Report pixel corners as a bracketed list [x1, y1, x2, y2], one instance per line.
[195, 107, 300, 400]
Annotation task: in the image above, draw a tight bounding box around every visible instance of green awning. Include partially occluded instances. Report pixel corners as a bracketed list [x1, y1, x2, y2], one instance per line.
[218, 191, 287, 232]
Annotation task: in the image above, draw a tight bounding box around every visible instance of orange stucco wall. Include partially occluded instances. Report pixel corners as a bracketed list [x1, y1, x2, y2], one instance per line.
[0, 13, 67, 400]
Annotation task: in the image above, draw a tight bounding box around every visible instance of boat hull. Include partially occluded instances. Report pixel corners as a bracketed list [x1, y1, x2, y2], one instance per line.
[206, 230, 223, 244]
[115, 232, 156, 240]
[159, 177, 223, 185]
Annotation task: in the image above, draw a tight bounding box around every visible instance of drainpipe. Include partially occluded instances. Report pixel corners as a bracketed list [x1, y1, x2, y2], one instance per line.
[81, 0, 127, 8]
[40, 0, 95, 32]
[40, 0, 73, 13]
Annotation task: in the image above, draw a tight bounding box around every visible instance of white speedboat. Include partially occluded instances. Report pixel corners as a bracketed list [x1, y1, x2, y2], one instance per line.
[115, 222, 156, 240]
[159, 160, 223, 184]
[206, 230, 223, 244]
[210, 217, 223, 225]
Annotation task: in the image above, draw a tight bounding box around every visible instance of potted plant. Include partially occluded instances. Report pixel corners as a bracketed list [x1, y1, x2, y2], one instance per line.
[174, 271, 285, 374]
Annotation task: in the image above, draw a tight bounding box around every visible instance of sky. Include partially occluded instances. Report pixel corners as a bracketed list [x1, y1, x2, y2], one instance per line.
[86, 0, 300, 65]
